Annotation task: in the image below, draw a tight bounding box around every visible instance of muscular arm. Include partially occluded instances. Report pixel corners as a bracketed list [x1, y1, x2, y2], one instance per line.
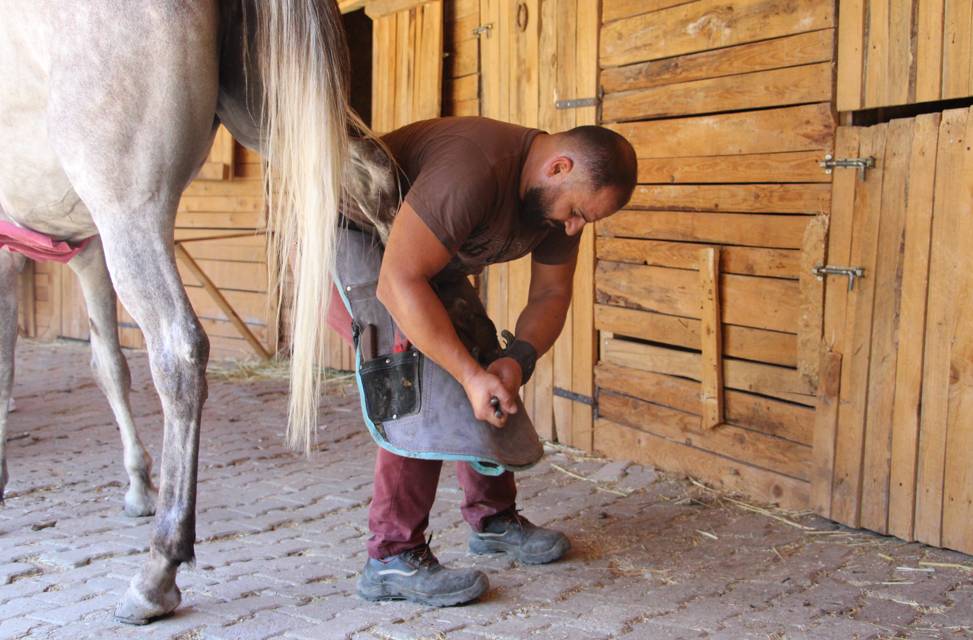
[488, 254, 577, 389]
[376, 202, 518, 427]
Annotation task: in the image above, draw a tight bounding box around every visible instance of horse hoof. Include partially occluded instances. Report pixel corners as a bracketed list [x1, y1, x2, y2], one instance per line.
[114, 581, 181, 625]
[123, 487, 156, 518]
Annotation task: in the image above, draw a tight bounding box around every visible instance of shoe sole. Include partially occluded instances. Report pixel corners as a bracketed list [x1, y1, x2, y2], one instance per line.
[357, 572, 489, 607]
[468, 535, 571, 565]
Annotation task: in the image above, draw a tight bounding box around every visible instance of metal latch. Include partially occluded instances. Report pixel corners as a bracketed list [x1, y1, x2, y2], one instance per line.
[819, 154, 875, 180]
[555, 97, 600, 110]
[812, 265, 866, 291]
[553, 387, 595, 406]
[472, 23, 493, 37]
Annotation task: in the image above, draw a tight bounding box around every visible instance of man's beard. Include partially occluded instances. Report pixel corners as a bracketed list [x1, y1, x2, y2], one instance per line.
[521, 186, 562, 232]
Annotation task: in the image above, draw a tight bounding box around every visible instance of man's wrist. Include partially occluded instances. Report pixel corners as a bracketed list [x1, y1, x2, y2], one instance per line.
[501, 336, 537, 385]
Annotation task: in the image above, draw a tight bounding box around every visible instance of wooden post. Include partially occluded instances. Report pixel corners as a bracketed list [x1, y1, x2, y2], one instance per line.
[699, 248, 723, 429]
[174, 243, 271, 360]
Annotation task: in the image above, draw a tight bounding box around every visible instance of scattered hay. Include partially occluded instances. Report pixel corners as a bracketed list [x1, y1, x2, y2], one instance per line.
[207, 358, 354, 385]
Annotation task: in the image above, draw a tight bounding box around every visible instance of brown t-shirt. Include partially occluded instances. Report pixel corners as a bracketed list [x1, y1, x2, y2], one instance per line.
[380, 117, 580, 276]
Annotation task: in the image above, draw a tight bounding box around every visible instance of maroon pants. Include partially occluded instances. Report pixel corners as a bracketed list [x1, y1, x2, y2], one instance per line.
[367, 447, 517, 559]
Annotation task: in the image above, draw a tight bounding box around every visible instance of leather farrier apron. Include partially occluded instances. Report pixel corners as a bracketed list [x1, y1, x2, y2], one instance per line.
[333, 225, 544, 476]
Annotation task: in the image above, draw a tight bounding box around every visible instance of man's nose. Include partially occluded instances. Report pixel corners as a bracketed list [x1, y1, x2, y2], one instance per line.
[565, 218, 585, 236]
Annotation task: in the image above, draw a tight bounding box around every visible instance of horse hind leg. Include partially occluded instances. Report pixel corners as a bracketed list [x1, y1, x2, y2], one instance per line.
[67, 238, 156, 517]
[0, 251, 24, 502]
[89, 217, 208, 624]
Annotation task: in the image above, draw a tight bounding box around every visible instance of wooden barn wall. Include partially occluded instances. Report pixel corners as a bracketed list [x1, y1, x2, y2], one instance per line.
[24, 130, 275, 362]
[594, 0, 837, 511]
[812, 109, 973, 556]
[838, 0, 973, 111]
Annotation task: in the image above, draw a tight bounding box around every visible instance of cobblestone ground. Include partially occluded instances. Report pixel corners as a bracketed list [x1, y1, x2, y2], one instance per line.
[0, 341, 971, 640]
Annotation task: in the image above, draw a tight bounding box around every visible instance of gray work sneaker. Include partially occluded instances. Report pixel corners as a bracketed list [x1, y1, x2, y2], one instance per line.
[468, 510, 571, 564]
[357, 543, 489, 607]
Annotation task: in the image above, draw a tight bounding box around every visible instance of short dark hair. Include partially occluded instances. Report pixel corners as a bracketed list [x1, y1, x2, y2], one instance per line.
[564, 125, 637, 208]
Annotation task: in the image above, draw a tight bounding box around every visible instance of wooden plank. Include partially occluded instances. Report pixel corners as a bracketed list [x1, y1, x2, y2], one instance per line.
[595, 304, 798, 368]
[915, 0, 945, 103]
[916, 108, 969, 547]
[941, 109, 973, 555]
[597, 237, 800, 279]
[598, 210, 810, 250]
[603, 63, 833, 123]
[444, 12, 478, 50]
[177, 259, 268, 293]
[798, 214, 828, 388]
[942, 0, 973, 99]
[602, 337, 815, 404]
[444, 97, 478, 117]
[863, 0, 889, 108]
[810, 128, 860, 519]
[599, 392, 810, 481]
[594, 418, 810, 511]
[444, 36, 478, 77]
[371, 14, 396, 132]
[177, 196, 263, 213]
[608, 103, 835, 159]
[601, 0, 693, 23]
[175, 211, 263, 229]
[183, 179, 263, 197]
[836, 0, 865, 110]
[830, 123, 888, 529]
[636, 151, 830, 184]
[888, 0, 915, 106]
[394, 8, 416, 128]
[698, 248, 722, 429]
[860, 117, 914, 535]
[602, 30, 833, 94]
[414, 1, 444, 120]
[888, 112, 940, 542]
[595, 362, 814, 445]
[810, 350, 842, 517]
[596, 262, 800, 333]
[365, 0, 431, 18]
[571, 0, 598, 452]
[628, 183, 832, 215]
[600, 0, 834, 68]
[444, 74, 478, 102]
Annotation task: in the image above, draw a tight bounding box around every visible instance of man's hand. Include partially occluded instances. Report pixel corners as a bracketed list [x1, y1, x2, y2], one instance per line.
[487, 357, 523, 395]
[462, 368, 518, 429]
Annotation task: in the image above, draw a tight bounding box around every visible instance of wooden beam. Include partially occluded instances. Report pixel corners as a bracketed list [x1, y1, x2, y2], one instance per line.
[174, 243, 271, 360]
[365, 0, 432, 19]
[699, 248, 722, 429]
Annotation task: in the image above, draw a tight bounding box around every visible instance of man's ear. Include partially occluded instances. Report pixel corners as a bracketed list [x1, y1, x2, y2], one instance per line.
[547, 155, 574, 177]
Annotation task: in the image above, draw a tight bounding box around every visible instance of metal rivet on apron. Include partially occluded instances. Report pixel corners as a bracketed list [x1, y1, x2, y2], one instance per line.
[345, 285, 352, 292]
[385, 358, 391, 364]
[392, 414, 397, 420]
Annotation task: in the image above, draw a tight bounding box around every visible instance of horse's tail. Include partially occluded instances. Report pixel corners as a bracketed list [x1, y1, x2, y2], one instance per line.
[255, 0, 351, 455]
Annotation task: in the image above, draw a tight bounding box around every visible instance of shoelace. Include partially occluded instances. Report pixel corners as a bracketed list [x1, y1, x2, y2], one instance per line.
[404, 534, 439, 569]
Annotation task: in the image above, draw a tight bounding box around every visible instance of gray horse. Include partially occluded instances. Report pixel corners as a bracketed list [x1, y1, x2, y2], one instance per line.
[0, 0, 385, 624]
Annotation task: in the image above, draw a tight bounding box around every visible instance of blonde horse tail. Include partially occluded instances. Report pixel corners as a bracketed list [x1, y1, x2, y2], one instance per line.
[256, 0, 350, 455]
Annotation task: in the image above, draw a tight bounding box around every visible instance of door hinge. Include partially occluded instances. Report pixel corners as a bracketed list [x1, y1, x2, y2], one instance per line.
[819, 154, 875, 180]
[472, 23, 493, 38]
[553, 387, 595, 406]
[812, 265, 866, 291]
[555, 96, 600, 110]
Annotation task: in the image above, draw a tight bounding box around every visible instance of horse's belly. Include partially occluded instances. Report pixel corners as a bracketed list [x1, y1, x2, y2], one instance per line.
[0, 4, 95, 241]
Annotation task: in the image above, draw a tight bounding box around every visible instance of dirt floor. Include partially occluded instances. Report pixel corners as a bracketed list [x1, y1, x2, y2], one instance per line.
[0, 340, 971, 640]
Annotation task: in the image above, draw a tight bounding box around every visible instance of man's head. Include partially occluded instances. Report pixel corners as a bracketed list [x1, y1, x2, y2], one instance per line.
[521, 125, 637, 236]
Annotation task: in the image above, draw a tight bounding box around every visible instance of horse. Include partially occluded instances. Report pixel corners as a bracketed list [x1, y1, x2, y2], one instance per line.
[0, 0, 376, 624]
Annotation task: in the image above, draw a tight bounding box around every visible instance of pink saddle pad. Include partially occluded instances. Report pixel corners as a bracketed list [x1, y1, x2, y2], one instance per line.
[0, 221, 92, 263]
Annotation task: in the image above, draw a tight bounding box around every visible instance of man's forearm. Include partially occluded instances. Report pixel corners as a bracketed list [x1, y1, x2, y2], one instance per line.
[376, 274, 481, 387]
[512, 291, 572, 357]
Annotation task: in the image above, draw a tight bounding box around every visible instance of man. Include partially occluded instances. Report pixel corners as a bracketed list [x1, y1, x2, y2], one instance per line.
[352, 116, 637, 606]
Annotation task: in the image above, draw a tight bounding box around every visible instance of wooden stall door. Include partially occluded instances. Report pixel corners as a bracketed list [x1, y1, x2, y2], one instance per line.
[813, 108, 973, 556]
[478, 0, 598, 450]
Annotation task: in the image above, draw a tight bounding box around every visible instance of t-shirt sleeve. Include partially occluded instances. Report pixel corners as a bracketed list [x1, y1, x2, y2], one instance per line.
[532, 228, 582, 265]
[402, 137, 497, 254]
